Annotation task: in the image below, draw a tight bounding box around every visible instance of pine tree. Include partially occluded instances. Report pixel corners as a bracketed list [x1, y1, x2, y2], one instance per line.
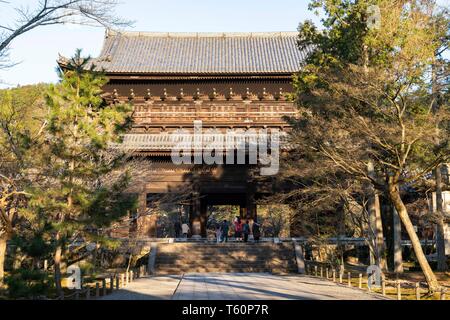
[0, 84, 47, 285]
[30, 50, 136, 295]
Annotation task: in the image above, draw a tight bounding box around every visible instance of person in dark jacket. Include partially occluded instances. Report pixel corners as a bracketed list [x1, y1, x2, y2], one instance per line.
[252, 219, 261, 242]
[174, 219, 182, 238]
[242, 220, 250, 243]
[220, 220, 229, 243]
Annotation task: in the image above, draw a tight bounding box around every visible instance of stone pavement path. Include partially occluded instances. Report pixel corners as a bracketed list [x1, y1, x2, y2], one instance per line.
[101, 273, 388, 300]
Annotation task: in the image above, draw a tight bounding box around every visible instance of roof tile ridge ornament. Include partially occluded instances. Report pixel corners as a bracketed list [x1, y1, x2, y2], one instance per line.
[57, 53, 70, 67]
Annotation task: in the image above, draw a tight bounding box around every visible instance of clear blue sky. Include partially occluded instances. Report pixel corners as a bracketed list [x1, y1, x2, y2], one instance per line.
[0, 0, 321, 88]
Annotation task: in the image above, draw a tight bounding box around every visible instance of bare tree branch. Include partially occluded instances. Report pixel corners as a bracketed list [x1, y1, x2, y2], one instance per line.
[0, 0, 134, 69]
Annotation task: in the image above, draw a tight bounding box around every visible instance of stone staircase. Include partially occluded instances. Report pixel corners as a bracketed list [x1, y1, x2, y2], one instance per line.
[153, 242, 298, 275]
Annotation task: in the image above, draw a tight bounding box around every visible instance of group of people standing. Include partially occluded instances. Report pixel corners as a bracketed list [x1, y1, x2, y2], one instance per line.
[215, 217, 261, 243]
[174, 216, 262, 242]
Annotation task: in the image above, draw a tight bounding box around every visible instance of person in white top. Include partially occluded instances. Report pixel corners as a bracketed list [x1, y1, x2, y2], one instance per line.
[181, 223, 190, 238]
[215, 224, 222, 243]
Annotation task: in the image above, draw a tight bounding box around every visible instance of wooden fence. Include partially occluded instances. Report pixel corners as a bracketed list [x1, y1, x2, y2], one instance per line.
[55, 265, 148, 300]
[305, 261, 447, 300]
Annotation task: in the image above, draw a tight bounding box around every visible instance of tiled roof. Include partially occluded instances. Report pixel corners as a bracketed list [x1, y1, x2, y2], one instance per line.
[88, 30, 309, 75]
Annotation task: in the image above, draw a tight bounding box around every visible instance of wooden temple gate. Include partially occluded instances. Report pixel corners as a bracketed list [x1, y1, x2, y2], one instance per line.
[60, 30, 310, 238]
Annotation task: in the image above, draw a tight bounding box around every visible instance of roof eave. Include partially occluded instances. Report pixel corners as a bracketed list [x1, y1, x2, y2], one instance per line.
[102, 72, 297, 80]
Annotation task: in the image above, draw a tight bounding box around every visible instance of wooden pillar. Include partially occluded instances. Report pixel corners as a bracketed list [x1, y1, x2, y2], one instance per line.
[200, 199, 208, 238]
[190, 191, 202, 238]
[245, 193, 257, 222]
[137, 192, 157, 238]
[239, 206, 246, 219]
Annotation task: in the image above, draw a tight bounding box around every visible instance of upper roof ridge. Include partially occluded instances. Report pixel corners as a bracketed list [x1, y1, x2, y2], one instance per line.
[106, 29, 298, 38]
[94, 29, 310, 75]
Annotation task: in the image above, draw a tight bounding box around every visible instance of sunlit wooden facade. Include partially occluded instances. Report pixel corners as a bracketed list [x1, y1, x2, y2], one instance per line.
[62, 30, 309, 238]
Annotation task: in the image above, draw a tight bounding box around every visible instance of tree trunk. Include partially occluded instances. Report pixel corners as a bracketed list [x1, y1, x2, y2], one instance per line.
[392, 207, 404, 273]
[367, 162, 387, 270]
[54, 232, 63, 296]
[388, 179, 440, 292]
[0, 234, 8, 285]
[434, 166, 448, 271]
[370, 193, 387, 270]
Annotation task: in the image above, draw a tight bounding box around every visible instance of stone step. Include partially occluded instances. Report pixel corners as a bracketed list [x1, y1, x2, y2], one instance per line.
[160, 244, 292, 246]
[155, 267, 298, 275]
[153, 243, 297, 274]
[155, 257, 295, 263]
[155, 261, 294, 267]
[156, 268, 271, 274]
[157, 249, 294, 254]
[157, 251, 294, 257]
[157, 245, 294, 251]
[157, 252, 294, 260]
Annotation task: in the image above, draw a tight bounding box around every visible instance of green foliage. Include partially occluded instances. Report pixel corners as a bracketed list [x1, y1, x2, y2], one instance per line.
[11, 232, 53, 261]
[5, 269, 52, 299]
[292, 0, 449, 185]
[30, 49, 136, 235]
[16, 50, 139, 291]
[299, 0, 374, 65]
[287, 0, 448, 289]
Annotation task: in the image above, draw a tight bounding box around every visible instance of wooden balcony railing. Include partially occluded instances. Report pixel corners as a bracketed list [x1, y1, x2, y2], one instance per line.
[133, 111, 297, 124]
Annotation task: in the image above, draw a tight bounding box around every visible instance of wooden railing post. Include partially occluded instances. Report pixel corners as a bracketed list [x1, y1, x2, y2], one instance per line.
[415, 283, 420, 300]
[381, 276, 386, 296]
[125, 272, 129, 285]
[110, 276, 114, 292]
[314, 265, 318, 277]
[130, 270, 134, 282]
[121, 273, 125, 287]
[348, 272, 351, 287]
[332, 269, 336, 282]
[396, 281, 401, 300]
[95, 283, 100, 298]
[102, 279, 107, 296]
[358, 274, 362, 289]
[325, 268, 329, 279]
[116, 276, 120, 290]
[320, 266, 323, 278]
